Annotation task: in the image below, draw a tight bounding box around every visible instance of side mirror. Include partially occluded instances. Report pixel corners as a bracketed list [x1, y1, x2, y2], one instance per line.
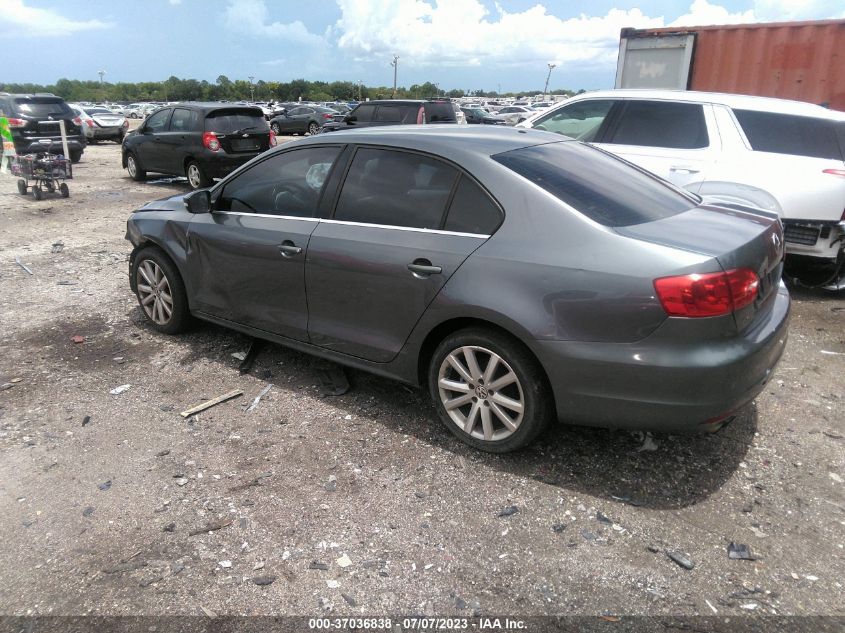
[184, 189, 211, 214]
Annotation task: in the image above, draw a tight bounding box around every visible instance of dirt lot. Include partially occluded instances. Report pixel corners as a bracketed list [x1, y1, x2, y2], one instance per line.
[0, 137, 843, 621]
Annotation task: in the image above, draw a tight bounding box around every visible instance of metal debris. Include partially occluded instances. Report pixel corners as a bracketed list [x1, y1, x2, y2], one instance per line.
[667, 551, 695, 570]
[238, 338, 264, 374]
[728, 542, 756, 560]
[497, 505, 518, 518]
[15, 255, 33, 275]
[309, 561, 329, 571]
[188, 519, 232, 536]
[244, 384, 272, 413]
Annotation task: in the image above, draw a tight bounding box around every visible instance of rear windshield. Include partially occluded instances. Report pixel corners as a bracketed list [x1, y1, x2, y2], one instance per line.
[733, 109, 845, 161]
[493, 142, 695, 227]
[205, 110, 267, 134]
[425, 102, 456, 124]
[86, 108, 112, 115]
[13, 98, 71, 117]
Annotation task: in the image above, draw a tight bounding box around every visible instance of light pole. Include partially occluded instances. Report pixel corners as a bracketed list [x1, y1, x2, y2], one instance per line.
[543, 63, 556, 99]
[248, 76, 255, 102]
[358, 79, 362, 101]
[391, 54, 399, 98]
[98, 69, 106, 102]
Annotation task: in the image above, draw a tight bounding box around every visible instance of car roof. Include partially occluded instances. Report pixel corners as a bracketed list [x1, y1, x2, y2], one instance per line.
[564, 89, 845, 120]
[275, 125, 569, 159]
[361, 100, 450, 106]
[167, 101, 264, 114]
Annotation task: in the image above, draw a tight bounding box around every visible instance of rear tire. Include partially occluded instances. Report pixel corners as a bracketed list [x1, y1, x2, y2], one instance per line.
[131, 247, 190, 335]
[70, 152, 81, 164]
[271, 122, 281, 134]
[428, 328, 554, 453]
[307, 122, 319, 135]
[59, 183, 70, 198]
[126, 153, 146, 181]
[186, 160, 211, 190]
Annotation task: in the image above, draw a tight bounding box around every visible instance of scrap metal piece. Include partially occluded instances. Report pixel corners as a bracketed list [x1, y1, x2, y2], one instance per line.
[180, 389, 243, 418]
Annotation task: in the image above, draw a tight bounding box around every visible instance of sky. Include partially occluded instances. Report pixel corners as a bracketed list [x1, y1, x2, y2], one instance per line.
[1, 0, 843, 93]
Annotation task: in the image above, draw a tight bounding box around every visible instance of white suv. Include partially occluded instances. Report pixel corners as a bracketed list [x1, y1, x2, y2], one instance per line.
[519, 90, 845, 288]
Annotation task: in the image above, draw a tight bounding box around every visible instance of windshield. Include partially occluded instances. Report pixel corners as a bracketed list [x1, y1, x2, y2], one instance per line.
[86, 108, 112, 115]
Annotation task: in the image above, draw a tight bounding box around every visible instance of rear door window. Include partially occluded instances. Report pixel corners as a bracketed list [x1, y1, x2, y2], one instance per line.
[493, 141, 694, 227]
[334, 148, 458, 229]
[351, 104, 375, 122]
[733, 109, 845, 160]
[443, 176, 503, 235]
[604, 100, 709, 149]
[532, 100, 614, 141]
[170, 108, 196, 131]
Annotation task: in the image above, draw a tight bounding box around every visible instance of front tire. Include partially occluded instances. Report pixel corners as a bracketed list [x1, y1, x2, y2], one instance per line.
[307, 121, 319, 135]
[428, 328, 554, 452]
[271, 122, 281, 134]
[186, 161, 211, 190]
[126, 152, 146, 181]
[131, 247, 190, 334]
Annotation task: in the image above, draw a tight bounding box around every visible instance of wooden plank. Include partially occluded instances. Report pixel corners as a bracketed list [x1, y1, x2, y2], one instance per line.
[180, 389, 243, 418]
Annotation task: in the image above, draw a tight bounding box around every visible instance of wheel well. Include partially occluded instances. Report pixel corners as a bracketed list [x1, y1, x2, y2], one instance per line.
[183, 156, 197, 174]
[415, 317, 551, 395]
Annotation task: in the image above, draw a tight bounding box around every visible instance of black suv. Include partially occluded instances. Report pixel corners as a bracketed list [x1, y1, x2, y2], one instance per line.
[0, 93, 85, 163]
[321, 99, 457, 132]
[122, 103, 275, 189]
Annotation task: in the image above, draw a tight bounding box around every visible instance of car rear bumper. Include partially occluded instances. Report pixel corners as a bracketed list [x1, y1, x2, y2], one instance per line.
[196, 151, 260, 179]
[15, 138, 85, 155]
[92, 127, 124, 138]
[535, 282, 791, 432]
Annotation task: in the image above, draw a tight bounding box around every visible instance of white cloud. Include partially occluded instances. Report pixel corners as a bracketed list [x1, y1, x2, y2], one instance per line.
[332, 0, 845, 72]
[753, 0, 845, 21]
[222, 0, 325, 45]
[169, 0, 182, 5]
[334, 0, 664, 69]
[0, 0, 112, 36]
[670, 0, 754, 26]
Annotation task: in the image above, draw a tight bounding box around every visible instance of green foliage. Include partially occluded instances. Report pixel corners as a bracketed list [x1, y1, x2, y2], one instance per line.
[0, 76, 578, 103]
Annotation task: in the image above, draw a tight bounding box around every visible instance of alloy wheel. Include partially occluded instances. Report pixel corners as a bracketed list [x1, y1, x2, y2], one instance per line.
[187, 164, 202, 189]
[437, 345, 525, 442]
[136, 259, 174, 325]
[127, 155, 137, 178]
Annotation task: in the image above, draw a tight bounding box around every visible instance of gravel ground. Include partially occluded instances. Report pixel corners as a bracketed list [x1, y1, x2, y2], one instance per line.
[0, 137, 843, 620]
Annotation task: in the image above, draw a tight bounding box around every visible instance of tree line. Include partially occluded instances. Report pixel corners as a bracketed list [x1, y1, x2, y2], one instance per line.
[0, 75, 578, 103]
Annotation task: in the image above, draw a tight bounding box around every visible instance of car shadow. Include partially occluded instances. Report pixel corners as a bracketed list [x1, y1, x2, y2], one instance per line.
[155, 315, 756, 512]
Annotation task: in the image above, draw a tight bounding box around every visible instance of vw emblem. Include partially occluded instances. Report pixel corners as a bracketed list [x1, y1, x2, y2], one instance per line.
[475, 385, 489, 400]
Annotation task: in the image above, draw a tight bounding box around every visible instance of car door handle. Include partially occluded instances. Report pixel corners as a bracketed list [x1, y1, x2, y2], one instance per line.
[669, 165, 700, 174]
[278, 241, 302, 257]
[407, 260, 442, 277]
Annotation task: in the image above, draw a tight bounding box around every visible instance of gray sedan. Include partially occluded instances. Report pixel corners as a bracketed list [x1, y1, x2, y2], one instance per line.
[125, 126, 789, 452]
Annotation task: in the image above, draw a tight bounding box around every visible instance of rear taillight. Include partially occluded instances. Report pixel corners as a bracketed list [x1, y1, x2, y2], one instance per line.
[417, 106, 425, 125]
[822, 169, 845, 177]
[7, 117, 25, 128]
[203, 131, 220, 151]
[269, 130, 277, 147]
[85, 119, 94, 127]
[123, 120, 129, 128]
[654, 269, 759, 317]
[72, 116, 82, 126]
[322, 113, 333, 119]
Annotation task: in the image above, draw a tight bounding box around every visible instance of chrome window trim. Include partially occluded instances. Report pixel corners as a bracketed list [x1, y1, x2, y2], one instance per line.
[211, 210, 490, 238]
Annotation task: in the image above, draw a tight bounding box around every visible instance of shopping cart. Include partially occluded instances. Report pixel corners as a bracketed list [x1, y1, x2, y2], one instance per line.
[11, 140, 72, 200]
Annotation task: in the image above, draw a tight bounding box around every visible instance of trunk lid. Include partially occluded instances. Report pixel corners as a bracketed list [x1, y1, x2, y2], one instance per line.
[615, 204, 785, 330]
